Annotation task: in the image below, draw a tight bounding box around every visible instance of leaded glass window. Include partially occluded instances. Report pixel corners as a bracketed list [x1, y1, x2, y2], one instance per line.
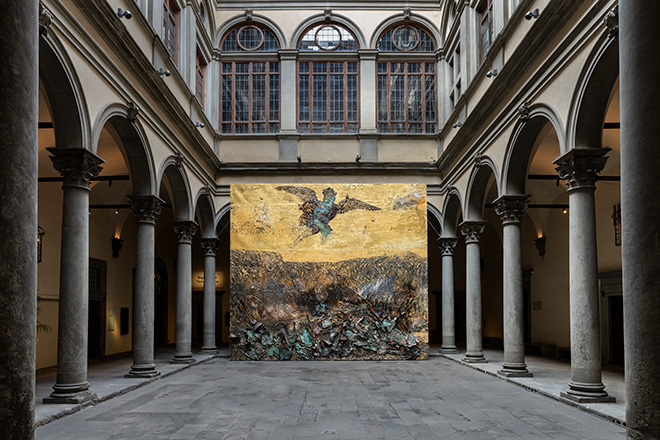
[376, 24, 437, 134]
[220, 24, 280, 134]
[162, 0, 178, 61]
[298, 24, 358, 52]
[479, 0, 493, 61]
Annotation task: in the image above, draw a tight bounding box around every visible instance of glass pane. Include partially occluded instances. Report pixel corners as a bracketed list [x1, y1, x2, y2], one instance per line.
[299, 124, 310, 134]
[237, 26, 263, 51]
[252, 123, 265, 133]
[425, 75, 436, 122]
[347, 123, 358, 133]
[425, 63, 435, 73]
[299, 24, 358, 51]
[390, 75, 405, 121]
[268, 123, 279, 133]
[313, 62, 327, 73]
[409, 123, 422, 133]
[378, 123, 389, 133]
[221, 77, 232, 122]
[235, 123, 248, 134]
[222, 63, 232, 73]
[234, 76, 249, 121]
[252, 62, 266, 73]
[391, 63, 404, 74]
[330, 123, 344, 133]
[299, 62, 309, 73]
[299, 75, 309, 121]
[392, 25, 419, 51]
[269, 62, 279, 73]
[347, 75, 358, 122]
[312, 123, 326, 133]
[347, 62, 358, 73]
[377, 75, 388, 121]
[221, 123, 232, 133]
[269, 75, 279, 121]
[377, 63, 387, 74]
[252, 75, 266, 121]
[408, 63, 421, 73]
[312, 75, 327, 122]
[391, 123, 404, 133]
[316, 26, 342, 50]
[330, 62, 344, 73]
[407, 76, 422, 122]
[236, 63, 249, 74]
[329, 75, 344, 122]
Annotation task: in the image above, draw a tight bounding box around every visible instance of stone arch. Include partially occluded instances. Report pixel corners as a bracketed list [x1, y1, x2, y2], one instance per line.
[371, 13, 442, 49]
[214, 202, 231, 237]
[194, 188, 216, 238]
[200, 0, 216, 38]
[442, 188, 463, 237]
[215, 13, 286, 49]
[39, 32, 90, 150]
[157, 156, 193, 221]
[465, 157, 500, 221]
[91, 103, 156, 196]
[291, 13, 367, 50]
[567, 32, 618, 151]
[441, 0, 459, 43]
[502, 103, 565, 195]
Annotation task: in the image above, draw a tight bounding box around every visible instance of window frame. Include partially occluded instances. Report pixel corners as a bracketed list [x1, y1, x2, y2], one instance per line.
[162, 0, 178, 62]
[478, 0, 494, 63]
[196, 50, 206, 107]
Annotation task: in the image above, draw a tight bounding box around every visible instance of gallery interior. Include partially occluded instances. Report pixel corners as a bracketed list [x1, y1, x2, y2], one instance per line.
[1, 0, 659, 439]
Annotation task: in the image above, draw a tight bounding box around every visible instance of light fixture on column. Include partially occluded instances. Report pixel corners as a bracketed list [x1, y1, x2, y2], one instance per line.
[297, 155, 302, 163]
[157, 67, 171, 77]
[525, 9, 540, 20]
[534, 235, 546, 259]
[37, 226, 45, 263]
[117, 8, 132, 19]
[486, 69, 498, 78]
[111, 236, 124, 259]
[612, 202, 621, 246]
[195, 122, 205, 128]
[452, 122, 462, 128]
[355, 155, 361, 162]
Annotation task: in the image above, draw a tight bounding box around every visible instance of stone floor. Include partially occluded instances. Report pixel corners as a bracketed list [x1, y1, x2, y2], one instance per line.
[36, 347, 626, 440]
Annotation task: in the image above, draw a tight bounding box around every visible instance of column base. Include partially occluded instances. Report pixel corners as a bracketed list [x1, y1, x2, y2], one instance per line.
[561, 381, 616, 403]
[125, 363, 160, 379]
[498, 362, 532, 377]
[43, 383, 95, 404]
[199, 347, 219, 355]
[462, 353, 488, 363]
[170, 353, 196, 364]
[440, 346, 460, 354]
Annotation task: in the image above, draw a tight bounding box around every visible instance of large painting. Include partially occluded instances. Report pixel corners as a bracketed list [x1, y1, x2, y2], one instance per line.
[230, 184, 428, 360]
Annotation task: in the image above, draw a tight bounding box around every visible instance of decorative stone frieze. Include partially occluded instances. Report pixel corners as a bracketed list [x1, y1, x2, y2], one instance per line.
[47, 148, 104, 189]
[604, 6, 618, 38]
[554, 148, 609, 191]
[518, 102, 531, 122]
[494, 195, 530, 225]
[127, 102, 140, 122]
[39, 4, 53, 36]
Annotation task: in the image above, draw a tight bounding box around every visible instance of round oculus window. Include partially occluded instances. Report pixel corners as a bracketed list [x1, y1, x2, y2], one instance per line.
[392, 25, 420, 51]
[237, 25, 264, 51]
[315, 25, 342, 51]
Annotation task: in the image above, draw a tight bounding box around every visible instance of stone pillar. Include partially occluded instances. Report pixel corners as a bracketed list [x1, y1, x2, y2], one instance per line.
[45, 148, 104, 404]
[620, 3, 660, 437]
[171, 221, 198, 363]
[460, 221, 487, 363]
[277, 49, 298, 161]
[437, 237, 459, 353]
[494, 195, 532, 377]
[199, 238, 219, 355]
[0, 1, 38, 437]
[126, 195, 164, 378]
[554, 148, 614, 403]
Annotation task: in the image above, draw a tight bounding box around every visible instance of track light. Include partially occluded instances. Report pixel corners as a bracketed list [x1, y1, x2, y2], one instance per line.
[157, 68, 171, 77]
[355, 155, 361, 162]
[452, 122, 463, 128]
[486, 69, 498, 78]
[297, 155, 302, 163]
[117, 8, 132, 19]
[195, 122, 205, 128]
[525, 9, 540, 20]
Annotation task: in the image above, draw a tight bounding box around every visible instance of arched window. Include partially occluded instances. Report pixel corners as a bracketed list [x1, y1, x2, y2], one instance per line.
[376, 23, 437, 134]
[297, 23, 359, 134]
[220, 24, 280, 134]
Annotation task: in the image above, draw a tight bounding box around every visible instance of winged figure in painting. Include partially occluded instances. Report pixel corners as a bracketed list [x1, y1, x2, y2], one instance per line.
[275, 186, 381, 246]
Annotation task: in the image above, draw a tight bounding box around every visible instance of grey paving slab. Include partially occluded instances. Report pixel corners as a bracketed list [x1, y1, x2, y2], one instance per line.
[36, 350, 625, 440]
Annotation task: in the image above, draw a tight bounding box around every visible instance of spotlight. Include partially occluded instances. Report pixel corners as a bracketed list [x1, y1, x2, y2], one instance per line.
[562, 208, 567, 214]
[355, 155, 361, 162]
[525, 8, 540, 20]
[452, 122, 463, 128]
[486, 69, 498, 78]
[297, 155, 302, 163]
[117, 8, 132, 19]
[115, 209, 119, 215]
[195, 122, 205, 128]
[157, 68, 171, 77]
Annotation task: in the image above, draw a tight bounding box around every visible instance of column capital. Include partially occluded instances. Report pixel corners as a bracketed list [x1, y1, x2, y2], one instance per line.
[172, 221, 198, 243]
[553, 148, 610, 191]
[200, 237, 219, 256]
[460, 221, 487, 244]
[494, 195, 530, 225]
[47, 148, 104, 190]
[128, 195, 165, 224]
[437, 237, 458, 256]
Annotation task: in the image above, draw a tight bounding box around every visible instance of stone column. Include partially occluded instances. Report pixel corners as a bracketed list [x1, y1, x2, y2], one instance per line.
[45, 148, 104, 404]
[620, 2, 660, 438]
[494, 195, 532, 377]
[554, 148, 614, 403]
[437, 237, 459, 353]
[277, 49, 298, 161]
[460, 221, 487, 363]
[171, 221, 198, 363]
[199, 238, 219, 355]
[0, 1, 38, 437]
[126, 195, 164, 378]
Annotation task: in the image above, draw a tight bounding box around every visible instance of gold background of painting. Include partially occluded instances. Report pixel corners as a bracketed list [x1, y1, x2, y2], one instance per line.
[230, 183, 427, 262]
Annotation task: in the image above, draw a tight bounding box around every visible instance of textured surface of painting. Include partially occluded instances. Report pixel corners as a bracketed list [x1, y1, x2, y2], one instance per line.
[230, 184, 428, 360]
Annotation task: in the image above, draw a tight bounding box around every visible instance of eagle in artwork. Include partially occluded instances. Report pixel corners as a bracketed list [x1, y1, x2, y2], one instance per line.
[276, 186, 381, 246]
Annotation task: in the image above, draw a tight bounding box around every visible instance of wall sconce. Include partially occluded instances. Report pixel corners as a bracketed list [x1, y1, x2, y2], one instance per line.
[37, 226, 45, 263]
[355, 155, 361, 162]
[525, 9, 540, 20]
[157, 68, 171, 77]
[452, 122, 463, 128]
[297, 155, 302, 163]
[111, 236, 124, 259]
[612, 203, 621, 247]
[117, 8, 132, 19]
[486, 69, 498, 78]
[195, 122, 205, 128]
[534, 235, 546, 259]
